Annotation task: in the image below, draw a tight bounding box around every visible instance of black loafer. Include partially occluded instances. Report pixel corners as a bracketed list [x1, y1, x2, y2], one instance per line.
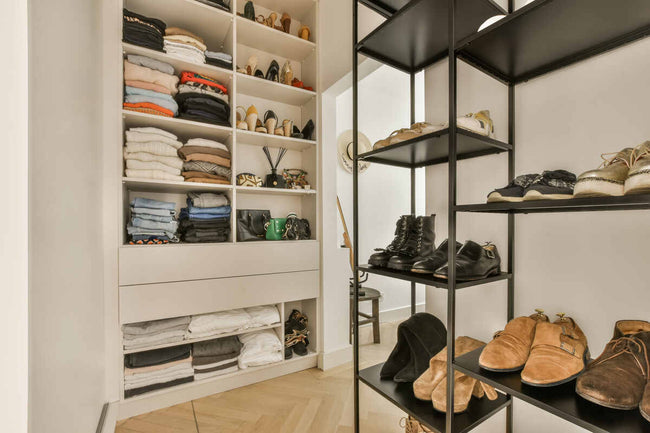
[434, 241, 501, 281]
[411, 239, 462, 274]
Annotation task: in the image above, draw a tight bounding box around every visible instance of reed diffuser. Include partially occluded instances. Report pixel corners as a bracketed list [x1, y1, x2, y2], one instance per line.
[262, 146, 287, 188]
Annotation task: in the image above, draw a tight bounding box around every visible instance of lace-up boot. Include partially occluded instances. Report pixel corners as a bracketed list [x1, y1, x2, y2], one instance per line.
[368, 215, 415, 267]
[387, 215, 435, 271]
[574, 148, 633, 197]
[576, 320, 650, 409]
[624, 141, 650, 195]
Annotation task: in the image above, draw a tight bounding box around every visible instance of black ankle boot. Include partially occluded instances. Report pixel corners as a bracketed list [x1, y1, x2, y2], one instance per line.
[368, 215, 414, 267]
[387, 215, 435, 271]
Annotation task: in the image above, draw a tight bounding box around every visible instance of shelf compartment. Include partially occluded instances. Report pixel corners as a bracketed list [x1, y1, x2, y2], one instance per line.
[123, 43, 233, 84]
[122, 110, 233, 142]
[236, 16, 316, 61]
[455, 348, 649, 433]
[236, 186, 316, 196]
[123, 177, 233, 193]
[357, 128, 511, 168]
[235, 129, 316, 151]
[359, 362, 510, 433]
[456, 0, 650, 84]
[244, 0, 316, 21]
[359, 0, 411, 18]
[357, 0, 504, 73]
[359, 265, 510, 289]
[236, 73, 316, 106]
[455, 194, 650, 214]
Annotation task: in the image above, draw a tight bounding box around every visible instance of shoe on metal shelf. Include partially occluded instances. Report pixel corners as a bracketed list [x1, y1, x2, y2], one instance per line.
[574, 148, 633, 197]
[368, 215, 415, 267]
[576, 320, 650, 409]
[624, 141, 650, 195]
[387, 215, 436, 271]
[411, 239, 461, 274]
[433, 241, 501, 281]
[487, 173, 539, 202]
[522, 169, 577, 200]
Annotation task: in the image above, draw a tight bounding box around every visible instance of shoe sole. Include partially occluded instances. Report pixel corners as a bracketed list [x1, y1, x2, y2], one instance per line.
[575, 388, 639, 410]
[368, 260, 388, 267]
[522, 350, 589, 388]
[433, 267, 500, 281]
[410, 268, 434, 274]
[487, 193, 524, 203]
[624, 172, 650, 195]
[523, 191, 573, 201]
[641, 408, 650, 423]
[573, 179, 624, 197]
[478, 363, 525, 373]
[387, 262, 414, 271]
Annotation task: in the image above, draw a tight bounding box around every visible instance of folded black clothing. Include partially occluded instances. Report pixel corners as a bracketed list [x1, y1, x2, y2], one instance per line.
[123, 8, 165, 35]
[124, 376, 193, 398]
[175, 92, 230, 117]
[178, 112, 231, 127]
[205, 57, 233, 70]
[182, 232, 229, 243]
[182, 228, 230, 238]
[124, 344, 191, 369]
[179, 218, 230, 230]
[123, 25, 164, 51]
[193, 336, 242, 357]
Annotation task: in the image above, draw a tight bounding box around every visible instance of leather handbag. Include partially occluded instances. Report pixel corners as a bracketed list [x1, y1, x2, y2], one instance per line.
[265, 218, 286, 240]
[237, 209, 271, 241]
[282, 213, 311, 240]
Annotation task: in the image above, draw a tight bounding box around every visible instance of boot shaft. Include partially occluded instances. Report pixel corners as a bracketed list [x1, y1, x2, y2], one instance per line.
[400, 215, 436, 257]
[386, 215, 415, 253]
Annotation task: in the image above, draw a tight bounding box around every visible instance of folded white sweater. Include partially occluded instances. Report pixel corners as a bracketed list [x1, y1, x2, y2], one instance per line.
[187, 309, 252, 338]
[125, 129, 183, 149]
[245, 305, 280, 328]
[125, 141, 179, 157]
[123, 150, 184, 170]
[126, 159, 182, 175]
[124, 169, 185, 182]
[238, 330, 283, 369]
[185, 138, 229, 152]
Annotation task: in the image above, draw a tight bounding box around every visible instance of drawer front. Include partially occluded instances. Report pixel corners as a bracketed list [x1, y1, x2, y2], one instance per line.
[119, 241, 319, 286]
[119, 270, 319, 324]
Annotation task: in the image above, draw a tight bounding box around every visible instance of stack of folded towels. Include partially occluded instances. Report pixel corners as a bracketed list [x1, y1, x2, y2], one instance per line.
[179, 192, 232, 243]
[124, 126, 183, 182]
[124, 344, 194, 398]
[123, 56, 179, 118]
[238, 329, 284, 369]
[192, 336, 242, 381]
[122, 316, 190, 351]
[186, 309, 252, 339]
[164, 27, 207, 64]
[245, 305, 281, 328]
[175, 71, 231, 125]
[178, 138, 231, 184]
[205, 51, 233, 69]
[123, 9, 166, 51]
[127, 197, 179, 244]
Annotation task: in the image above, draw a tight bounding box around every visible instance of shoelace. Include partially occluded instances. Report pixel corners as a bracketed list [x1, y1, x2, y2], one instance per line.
[630, 144, 650, 166]
[401, 219, 424, 256]
[593, 336, 649, 378]
[386, 219, 409, 251]
[598, 151, 632, 169]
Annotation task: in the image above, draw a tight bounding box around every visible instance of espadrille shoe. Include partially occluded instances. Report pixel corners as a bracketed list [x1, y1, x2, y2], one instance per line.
[574, 148, 633, 197]
[624, 141, 650, 195]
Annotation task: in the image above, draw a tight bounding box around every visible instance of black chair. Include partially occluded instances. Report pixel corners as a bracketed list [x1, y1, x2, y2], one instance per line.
[349, 272, 381, 344]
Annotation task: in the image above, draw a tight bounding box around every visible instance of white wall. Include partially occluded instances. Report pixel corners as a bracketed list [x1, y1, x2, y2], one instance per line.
[1, 1, 29, 432]
[28, 0, 106, 431]
[424, 34, 650, 433]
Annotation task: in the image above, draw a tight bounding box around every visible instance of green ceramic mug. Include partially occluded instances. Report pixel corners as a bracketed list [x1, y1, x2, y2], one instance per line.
[265, 218, 287, 240]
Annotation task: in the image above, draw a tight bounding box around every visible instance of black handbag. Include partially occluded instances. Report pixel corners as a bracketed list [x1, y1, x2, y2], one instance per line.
[237, 209, 271, 241]
[282, 213, 311, 240]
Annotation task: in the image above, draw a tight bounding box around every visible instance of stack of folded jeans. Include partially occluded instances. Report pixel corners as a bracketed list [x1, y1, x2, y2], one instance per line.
[122, 316, 190, 350]
[175, 71, 230, 126]
[178, 138, 231, 184]
[204, 51, 233, 69]
[192, 336, 242, 381]
[238, 330, 284, 369]
[123, 9, 166, 51]
[123, 57, 179, 117]
[178, 192, 231, 243]
[128, 197, 179, 244]
[164, 27, 206, 64]
[124, 127, 183, 182]
[124, 344, 194, 398]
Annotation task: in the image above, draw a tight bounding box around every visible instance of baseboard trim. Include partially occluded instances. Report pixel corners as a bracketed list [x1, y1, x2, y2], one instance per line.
[379, 303, 425, 323]
[319, 345, 352, 370]
[97, 402, 117, 433]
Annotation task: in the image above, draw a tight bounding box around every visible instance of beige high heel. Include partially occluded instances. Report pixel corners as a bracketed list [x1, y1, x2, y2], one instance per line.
[274, 126, 284, 136]
[282, 119, 293, 137]
[236, 106, 248, 130]
[298, 25, 310, 41]
[245, 105, 258, 131]
[280, 61, 293, 85]
[264, 110, 278, 135]
[255, 119, 267, 133]
[266, 12, 277, 28]
[246, 55, 257, 76]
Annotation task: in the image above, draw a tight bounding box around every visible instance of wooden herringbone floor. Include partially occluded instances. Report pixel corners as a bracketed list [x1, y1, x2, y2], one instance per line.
[116, 322, 408, 433]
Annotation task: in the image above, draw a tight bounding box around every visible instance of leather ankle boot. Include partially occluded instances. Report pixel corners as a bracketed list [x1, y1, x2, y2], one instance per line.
[433, 241, 501, 281]
[368, 215, 414, 267]
[576, 320, 650, 410]
[411, 239, 462, 274]
[387, 215, 435, 271]
[520, 314, 588, 387]
[479, 309, 549, 372]
[641, 381, 650, 422]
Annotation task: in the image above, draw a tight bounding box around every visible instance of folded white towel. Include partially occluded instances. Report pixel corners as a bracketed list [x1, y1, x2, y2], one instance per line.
[122, 316, 190, 336]
[245, 305, 280, 328]
[124, 361, 193, 384]
[124, 366, 194, 389]
[187, 309, 252, 338]
[238, 329, 283, 369]
[126, 159, 182, 175]
[194, 365, 238, 381]
[185, 138, 229, 152]
[125, 169, 185, 182]
[123, 329, 186, 349]
[125, 141, 179, 157]
[238, 350, 283, 369]
[125, 130, 183, 149]
[123, 150, 184, 170]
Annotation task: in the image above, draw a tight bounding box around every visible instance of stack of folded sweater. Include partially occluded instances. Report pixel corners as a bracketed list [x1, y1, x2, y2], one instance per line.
[124, 126, 183, 182]
[124, 344, 194, 397]
[164, 27, 207, 64]
[178, 138, 231, 184]
[186, 309, 251, 339]
[122, 316, 190, 350]
[175, 71, 230, 126]
[127, 198, 179, 244]
[192, 336, 242, 381]
[238, 330, 283, 369]
[205, 51, 233, 69]
[123, 9, 165, 51]
[179, 192, 232, 243]
[245, 305, 281, 328]
[123, 56, 179, 118]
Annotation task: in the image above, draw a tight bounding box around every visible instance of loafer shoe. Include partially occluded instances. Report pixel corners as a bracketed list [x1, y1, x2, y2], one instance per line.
[574, 148, 633, 197]
[520, 314, 589, 387]
[576, 320, 650, 409]
[411, 239, 461, 274]
[624, 141, 650, 195]
[434, 241, 501, 281]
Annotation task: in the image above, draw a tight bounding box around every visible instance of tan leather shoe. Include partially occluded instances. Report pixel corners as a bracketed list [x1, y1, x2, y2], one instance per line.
[520, 314, 589, 387]
[431, 370, 498, 413]
[624, 141, 650, 195]
[479, 309, 549, 372]
[574, 148, 633, 197]
[576, 320, 650, 410]
[641, 380, 650, 423]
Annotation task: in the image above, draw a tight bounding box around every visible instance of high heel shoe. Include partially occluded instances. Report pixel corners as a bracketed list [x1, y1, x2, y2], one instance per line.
[264, 110, 278, 135]
[265, 60, 279, 82]
[298, 25, 310, 40]
[245, 105, 258, 132]
[301, 119, 314, 140]
[282, 119, 293, 137]
[254, 69, 264, 78]
[266, 12, 277, 28]
[245, 55, 257, 76]
[255, 119, 267, 133]
[236, 106, 248, 130]
[280, 61, 293, 86]
[274, 126, 284, 136]
[280, 13, 291, 33]
[243, 1, 255, 20]
[291, 125, 303, 139]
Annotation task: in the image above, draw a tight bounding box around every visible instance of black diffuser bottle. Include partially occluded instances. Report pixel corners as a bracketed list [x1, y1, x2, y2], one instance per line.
[263, 146, 287, 188]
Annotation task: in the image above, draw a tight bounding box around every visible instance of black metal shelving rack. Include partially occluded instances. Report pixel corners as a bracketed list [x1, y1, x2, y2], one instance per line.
[351, 1, 650, 432]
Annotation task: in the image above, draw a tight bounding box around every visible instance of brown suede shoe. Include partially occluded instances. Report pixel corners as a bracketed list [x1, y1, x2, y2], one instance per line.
[520, 314, 589, 387]
[576, 320, 650, 410]
[431, 370, 498, 413]
[641, 381, 650, 422]
[479, 309, 549, 372]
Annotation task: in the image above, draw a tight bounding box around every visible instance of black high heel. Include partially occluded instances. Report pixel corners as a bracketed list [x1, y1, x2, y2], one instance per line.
[244, 1, 255, 20]
[254, 69, 264, 78]
[265, 60, 279, 82]
[291, 125, 303, 139]
[301, 119, 314, 140]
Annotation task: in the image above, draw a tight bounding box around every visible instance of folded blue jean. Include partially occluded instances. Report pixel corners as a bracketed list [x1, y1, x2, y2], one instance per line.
[131, 198, 176, 211]
[131, 217, 178, 232]
[188, 205, 231, 216]
[127, 225, 179, 242]
[131, 206, 177, 217]
[131, 234, 171, 242]
[179, 208, 230, 220]
[124, 93, 179, 115]
[130, 212, 174, 223]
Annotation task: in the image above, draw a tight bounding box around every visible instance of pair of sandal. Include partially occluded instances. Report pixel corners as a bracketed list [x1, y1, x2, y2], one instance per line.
[284, 309, 309, 359]
[291, 78, 313, 92]
[373, 122, 441, 150]
[239, 57, 294, 86]
[236, 106, 293, 137]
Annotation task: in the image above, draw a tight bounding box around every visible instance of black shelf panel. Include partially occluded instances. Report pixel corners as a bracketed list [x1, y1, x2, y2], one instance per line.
[357, 0, 505, 73]
[359, 265, 510, 289]
[359, 0, 411, 18]
[455, 348, 650, 433]
[359, 363, 511, 433]
[455, 194, 650, 214]
[357, 128, 511, 168]
[456, 0, 650, 84]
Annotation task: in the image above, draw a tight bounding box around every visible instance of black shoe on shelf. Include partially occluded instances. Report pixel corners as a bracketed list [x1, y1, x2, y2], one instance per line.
[522, 169, 577, 201]
[284, 346, 293, 359]
[265, 60, 279, 82]
[411, 239, 461, 274]
[368, 215, 414, 267]
[387, 215, 436, 271]
[434, 241, 501, 281]
[301, 119, 315, 141]
[487, 173, 539, 203]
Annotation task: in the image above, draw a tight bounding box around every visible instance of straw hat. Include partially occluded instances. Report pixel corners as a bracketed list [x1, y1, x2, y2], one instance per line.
[337, 130, 371, 174]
